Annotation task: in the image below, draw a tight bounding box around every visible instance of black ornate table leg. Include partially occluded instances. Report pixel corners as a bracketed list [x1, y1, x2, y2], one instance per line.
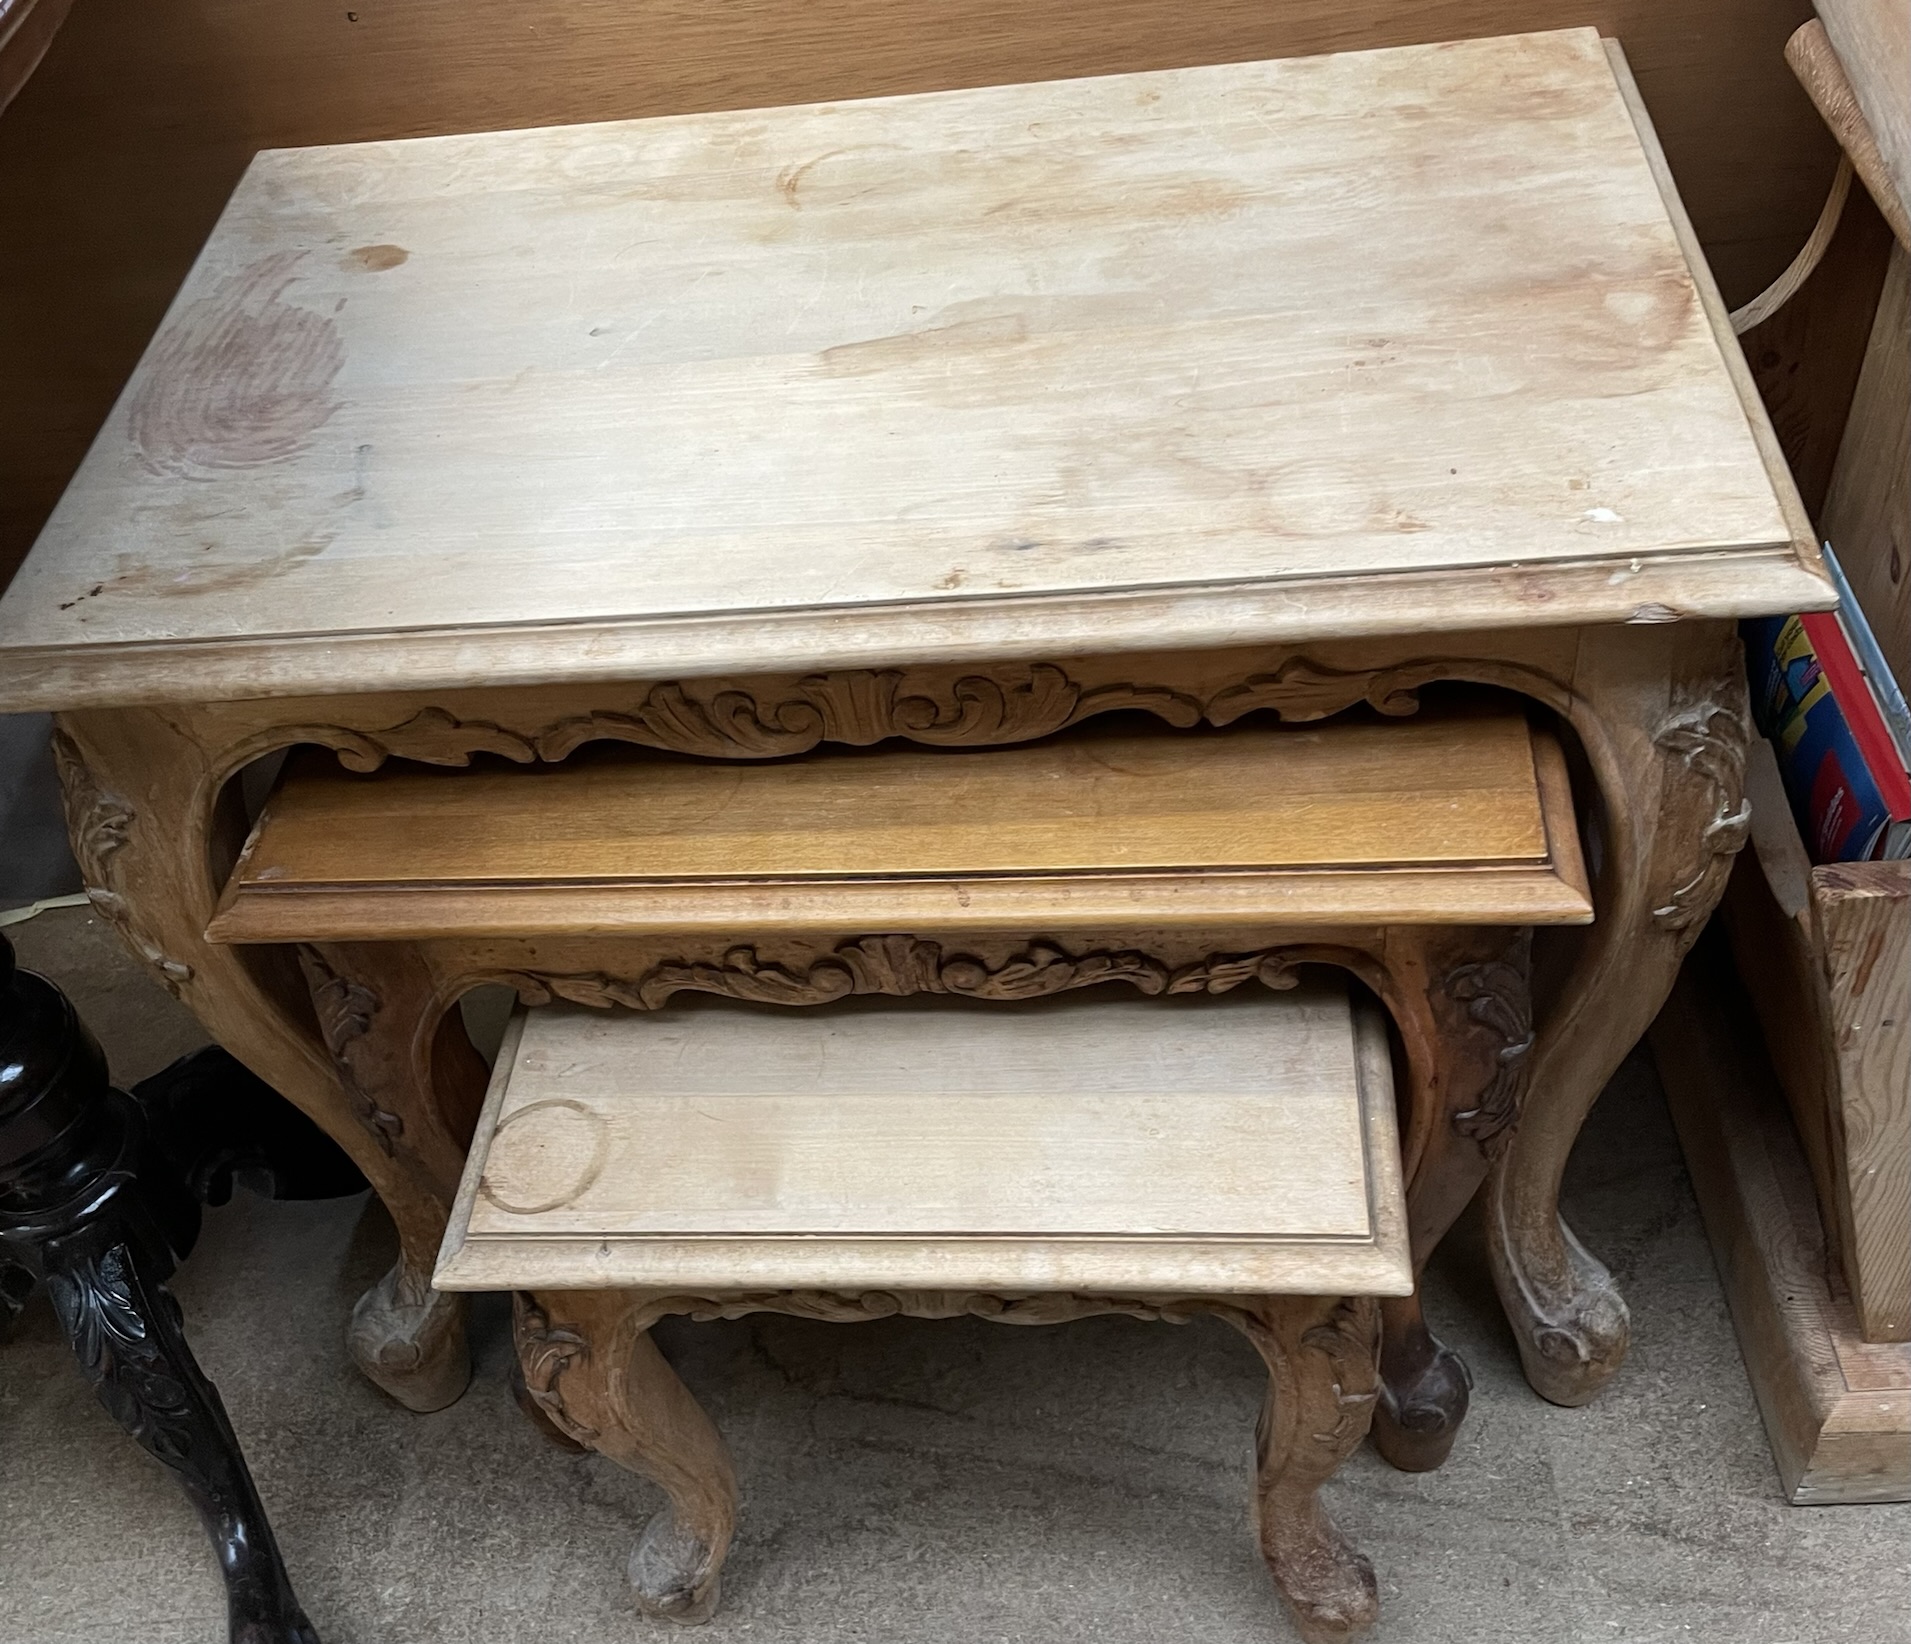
[0, 933, 322, 1644]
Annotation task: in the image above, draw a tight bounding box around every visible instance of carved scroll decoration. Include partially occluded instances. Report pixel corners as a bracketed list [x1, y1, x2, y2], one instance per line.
[1298, 1297, 1385, 1448]
[1444, 955, 1537, 1148]
[276, 656, 1488, 773]
[513, 1296, 597, 1444]
[495, 935, 1308, 1016]
[296, 947, 404, 1152]
[48, 730, 194, 993]
[1649, 698, 1752, 933]
[1242, 1295, 1383, 1483]
[615, 1287, 1241, 1339]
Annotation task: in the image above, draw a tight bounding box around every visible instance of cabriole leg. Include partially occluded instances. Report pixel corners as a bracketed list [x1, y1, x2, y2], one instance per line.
[1, 935, 319, 1644]
[45, 1225, 320, 1644]
[1487, 625, 1750, 1405]
[515, 1291, 739, 1623]
[300, 941, 484, 1413]
[1228, 1295, 1381, 1644]
[1365, 928, 1534, 1471]
[51, 708, 475, 1413]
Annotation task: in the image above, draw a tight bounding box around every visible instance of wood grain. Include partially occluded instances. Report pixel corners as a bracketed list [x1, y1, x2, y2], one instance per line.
[1813, 862, 1911, 1343]
[0, 0, 1839, 595]
[0, 30, 1823, 712]
[1815, 0, 1911, 239]
[1725, 742, 1911, 1344]
[1652, 944, 1911, 1503]
[1787, 19, 1910, 249]
[209, 712, 1595, 939]
[435, 983, 1413, 1296]
[1821, 242, 1909, 694]
[1739, 178, 1896, 521]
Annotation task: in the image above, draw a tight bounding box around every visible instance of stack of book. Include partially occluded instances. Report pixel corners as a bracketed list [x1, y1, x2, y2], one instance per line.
[1746, 545, 1911, 864]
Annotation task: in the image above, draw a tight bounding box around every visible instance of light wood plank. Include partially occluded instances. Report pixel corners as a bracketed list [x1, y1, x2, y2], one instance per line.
[1787, 20, 1910, 249]
[1821, 241, 1909, 695]
[435, 983, 1412, 1294]
[1816, 0, 1911, 240]
[210, 711, 1594, 939]
[1813, 861, 1911, 1342]
[1729, 741, 1911, 1343]
[0, 29, 1821, 711]
[1652, 950, 1911, 1504]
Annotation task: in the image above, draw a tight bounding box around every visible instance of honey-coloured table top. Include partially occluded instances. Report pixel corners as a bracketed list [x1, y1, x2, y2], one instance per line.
[0, 28, 1823, 711]
[209, 709, 1593, 938]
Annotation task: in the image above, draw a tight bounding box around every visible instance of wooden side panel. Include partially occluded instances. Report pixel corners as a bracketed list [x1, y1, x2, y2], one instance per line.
[1726, 741, 1911, 1345]
[0, 0, 1835, 591]
[1726, 743, 1845, 1247]
[1822, 242, 1910, 694]
[1813, 861, 1911, 1343]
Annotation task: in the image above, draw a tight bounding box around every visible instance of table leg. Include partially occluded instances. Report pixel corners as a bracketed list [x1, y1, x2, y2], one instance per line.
[1358, 929, 1533, 1472]
[1229, 1295, 1381, 1644]
[0, 936, 320, 1644]
[1485, 625, 1751, 1405]
[51, 708, 474, 1412]
[299, 941, 486, 1412]
[515, 1291, 738, 1624]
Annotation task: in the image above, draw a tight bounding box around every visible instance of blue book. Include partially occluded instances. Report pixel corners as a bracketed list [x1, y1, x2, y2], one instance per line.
[1744, 614, 1911, 863]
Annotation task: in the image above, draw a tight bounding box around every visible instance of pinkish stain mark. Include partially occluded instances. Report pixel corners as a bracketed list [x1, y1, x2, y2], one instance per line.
[129, 251, 345, 478]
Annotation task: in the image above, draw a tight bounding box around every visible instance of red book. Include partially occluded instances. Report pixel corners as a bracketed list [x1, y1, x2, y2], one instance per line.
[1800, 610, 1911, 817]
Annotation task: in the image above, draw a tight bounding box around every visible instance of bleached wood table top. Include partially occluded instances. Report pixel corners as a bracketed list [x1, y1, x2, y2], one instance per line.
[0, 27, 1823, 710]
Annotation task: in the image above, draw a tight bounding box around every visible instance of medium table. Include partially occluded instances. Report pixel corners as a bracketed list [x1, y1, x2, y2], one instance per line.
[0, 28, 1825, 1451]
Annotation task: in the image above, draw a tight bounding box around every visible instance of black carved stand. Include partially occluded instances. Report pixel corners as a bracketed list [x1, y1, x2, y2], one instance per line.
[0, 930, 359, 1644]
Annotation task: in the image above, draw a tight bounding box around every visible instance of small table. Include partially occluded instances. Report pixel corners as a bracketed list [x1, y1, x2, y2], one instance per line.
[0, 26, 1824, 1448]
[444, 980, 1413, 1640]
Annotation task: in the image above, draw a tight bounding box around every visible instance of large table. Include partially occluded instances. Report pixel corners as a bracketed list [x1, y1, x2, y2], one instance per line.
[0, 27, 1825, 1458]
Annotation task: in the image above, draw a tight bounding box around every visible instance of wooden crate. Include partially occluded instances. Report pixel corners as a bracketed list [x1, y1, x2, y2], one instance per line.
[1722, 740, 1910, 1344]
[1652, 941, 1911, 1504]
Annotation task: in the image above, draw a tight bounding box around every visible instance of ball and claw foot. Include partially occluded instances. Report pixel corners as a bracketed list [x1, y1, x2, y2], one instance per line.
[629, 1509, 724, 1625]
[348, 1259, 471, 1413]
[1502, 1228, 1631, 1409]
[1263, 1507, 1380, 1644]
[1371, 1337, 1472, 1473]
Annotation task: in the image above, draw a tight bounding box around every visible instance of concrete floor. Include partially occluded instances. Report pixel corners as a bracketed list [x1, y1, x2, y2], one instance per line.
[1, 712, 1907, 1644]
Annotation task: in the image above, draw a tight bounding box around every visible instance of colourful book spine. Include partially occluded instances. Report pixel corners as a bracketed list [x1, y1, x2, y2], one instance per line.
[1744, 615, 1906, 863]
[1800, 610, 1911, 816]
